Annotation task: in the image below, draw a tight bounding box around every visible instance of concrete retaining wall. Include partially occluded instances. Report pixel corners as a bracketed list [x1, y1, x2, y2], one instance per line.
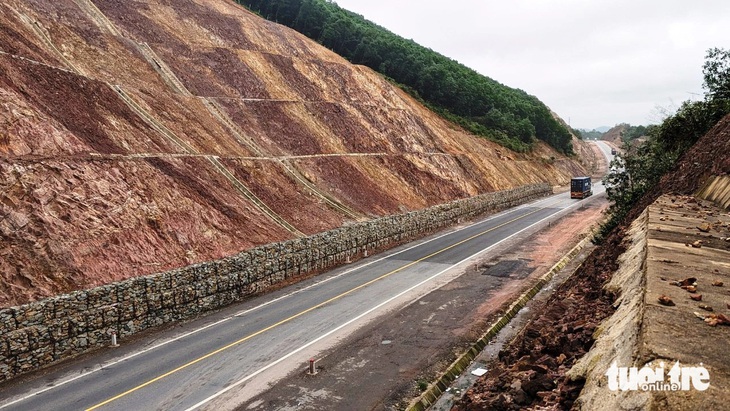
[698, 175, 730, 210]
[0, 184, 550, 382]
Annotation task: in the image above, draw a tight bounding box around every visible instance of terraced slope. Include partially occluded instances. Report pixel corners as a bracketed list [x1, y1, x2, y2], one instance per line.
[0, 0, 591, 306]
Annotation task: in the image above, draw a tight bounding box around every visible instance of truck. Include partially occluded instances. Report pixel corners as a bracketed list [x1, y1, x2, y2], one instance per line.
[570, 177, 592, 199]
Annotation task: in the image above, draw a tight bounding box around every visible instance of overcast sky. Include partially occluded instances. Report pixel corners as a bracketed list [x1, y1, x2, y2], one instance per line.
[333, 0, 730, 130]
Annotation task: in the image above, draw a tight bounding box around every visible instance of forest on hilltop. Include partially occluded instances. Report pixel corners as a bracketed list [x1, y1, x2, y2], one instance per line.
[237, 0, 574, 154]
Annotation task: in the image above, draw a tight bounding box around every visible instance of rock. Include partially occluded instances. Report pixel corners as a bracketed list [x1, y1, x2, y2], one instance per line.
[676, 277, 697, 287]
[536, 354, 558, 369]
[697, 223, 712, 232]
[691, 240, 703, 248]
[699, 304, 714, 312]
[658, 295, 675, 306]
[704, 314, 730, 326]
[522, 372, 555, 396]
[712, 280, 724, 287]
[512, 388, 529, 405]
[7, 211, 30, 229]
[690, 294, 703, 301]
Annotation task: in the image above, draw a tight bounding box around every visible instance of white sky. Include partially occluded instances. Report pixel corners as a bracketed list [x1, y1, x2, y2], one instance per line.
[332, 0, 730, 130]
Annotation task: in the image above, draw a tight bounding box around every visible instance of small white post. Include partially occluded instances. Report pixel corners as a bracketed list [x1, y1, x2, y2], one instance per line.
[111, 331, 119, 347]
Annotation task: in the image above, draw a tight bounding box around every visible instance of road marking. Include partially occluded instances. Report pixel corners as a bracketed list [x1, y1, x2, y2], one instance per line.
[84, 199, 563, 411]
[0, 194, 557, 411]
[185, 195, 595, 410]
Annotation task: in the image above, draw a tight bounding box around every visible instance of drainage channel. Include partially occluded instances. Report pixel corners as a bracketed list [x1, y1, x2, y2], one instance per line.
[408, 234, 597, 411]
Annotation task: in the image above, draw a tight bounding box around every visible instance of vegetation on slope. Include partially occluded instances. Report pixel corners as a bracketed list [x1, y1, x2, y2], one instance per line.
[236, 0, 574, 154]
[597, 48, 730, 242]
[576, 129, 605, 140]
[619, 124, 652, 142]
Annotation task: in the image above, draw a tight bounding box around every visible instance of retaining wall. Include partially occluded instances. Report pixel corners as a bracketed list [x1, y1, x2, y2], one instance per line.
[698, 175, 730, 210]
[0, 184, 550, 381]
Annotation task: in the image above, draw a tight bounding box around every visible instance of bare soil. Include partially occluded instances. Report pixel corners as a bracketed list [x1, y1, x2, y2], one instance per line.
[1, 0, 595, 308]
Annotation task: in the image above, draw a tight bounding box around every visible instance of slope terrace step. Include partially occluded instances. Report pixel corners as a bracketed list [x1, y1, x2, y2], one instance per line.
[206, 156, 306, 237]
[111, 85, 194, 153]
[71, 0, 121, 36]
[13, 11, 84, 75]
[202, 98, 362, 220]
[135, 42, 193, 96]
[111, 86, 305, 238]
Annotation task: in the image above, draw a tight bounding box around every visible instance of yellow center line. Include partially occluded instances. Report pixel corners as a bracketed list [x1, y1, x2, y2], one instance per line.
[85, 198, 561, 411]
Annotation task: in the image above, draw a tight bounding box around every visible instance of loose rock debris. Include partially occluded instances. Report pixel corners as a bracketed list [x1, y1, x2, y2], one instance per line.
[696, 313, 730, 327]
[699, 304, 714, 312]
[690, 294, 703, 301]
[670, 277, 697, 287]
[456, 114, 730, 407]
[697, 223, 712, 233]
[658, 295, 676, 306]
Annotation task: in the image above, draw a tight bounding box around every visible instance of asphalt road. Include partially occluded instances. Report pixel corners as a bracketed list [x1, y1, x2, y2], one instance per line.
[0, 144, 613, 411]
[594, 140, 616, 168]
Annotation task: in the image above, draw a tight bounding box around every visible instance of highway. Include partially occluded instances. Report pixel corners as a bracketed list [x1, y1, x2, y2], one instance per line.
[0, 143, 613, 411]
[594, 139, 615, 163]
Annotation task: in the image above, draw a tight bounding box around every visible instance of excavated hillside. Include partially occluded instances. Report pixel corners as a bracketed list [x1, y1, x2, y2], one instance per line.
[0, 0, 592, 307]
[601, 124, 626, 146]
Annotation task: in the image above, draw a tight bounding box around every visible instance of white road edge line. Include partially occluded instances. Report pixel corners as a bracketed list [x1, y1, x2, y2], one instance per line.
[183, 195, 594, 411]
[0, 192, 559, 409]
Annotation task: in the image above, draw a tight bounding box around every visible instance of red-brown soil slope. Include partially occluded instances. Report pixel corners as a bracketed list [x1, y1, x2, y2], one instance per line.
[601, 124, 627, 146]
[0, 0, 592, 307]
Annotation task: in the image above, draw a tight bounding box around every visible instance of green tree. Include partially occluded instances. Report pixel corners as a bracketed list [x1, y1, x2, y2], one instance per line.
[596, 48, 730, 243]
[235, 0, 574, 154]
[703, 48, 730, 100]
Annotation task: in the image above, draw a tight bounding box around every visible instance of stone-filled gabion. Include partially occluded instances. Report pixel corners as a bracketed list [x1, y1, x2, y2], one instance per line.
[0, 184, 550, 382]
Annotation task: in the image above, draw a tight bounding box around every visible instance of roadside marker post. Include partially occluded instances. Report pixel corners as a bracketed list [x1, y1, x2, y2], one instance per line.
[308, 358, 318, 375]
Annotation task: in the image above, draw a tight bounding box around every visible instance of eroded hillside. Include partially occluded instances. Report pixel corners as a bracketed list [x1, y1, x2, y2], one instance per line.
[0, 0, 592, 307]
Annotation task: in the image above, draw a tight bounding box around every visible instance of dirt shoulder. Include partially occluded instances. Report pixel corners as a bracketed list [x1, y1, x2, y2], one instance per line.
[236, 196, 608, 410]
[455, 194, 730, 411]
[590, 142, 610, 178]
